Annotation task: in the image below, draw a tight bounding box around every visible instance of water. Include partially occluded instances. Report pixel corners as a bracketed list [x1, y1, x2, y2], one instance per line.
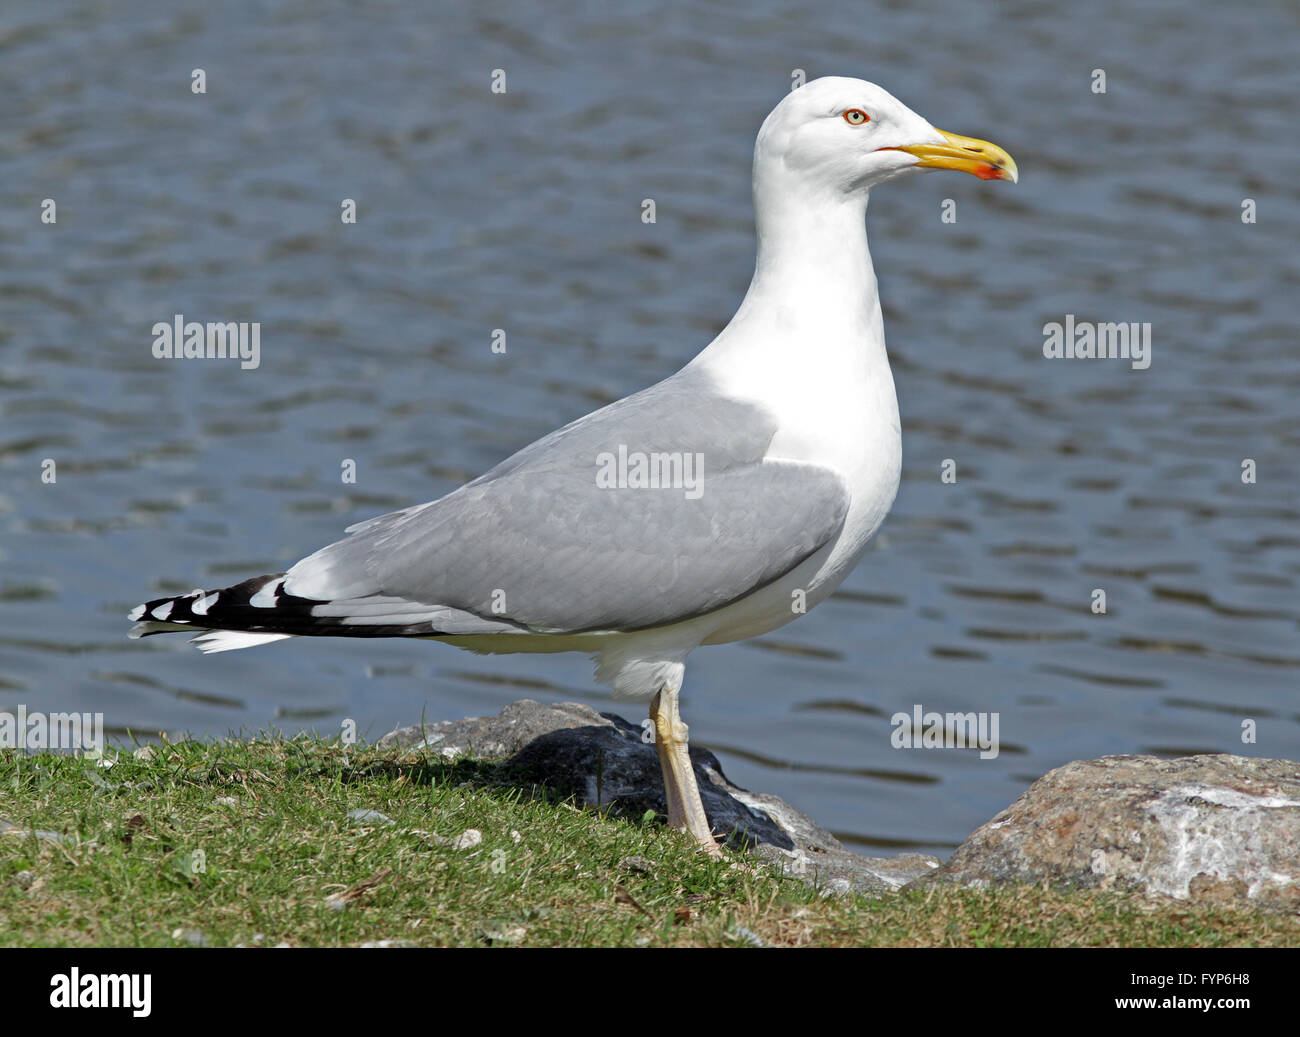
[1, 0, 1297, 854]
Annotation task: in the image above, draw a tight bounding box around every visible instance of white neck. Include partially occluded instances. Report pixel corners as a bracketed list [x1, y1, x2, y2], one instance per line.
[690, 174, 886, 381]
[750, 183, 874, 312]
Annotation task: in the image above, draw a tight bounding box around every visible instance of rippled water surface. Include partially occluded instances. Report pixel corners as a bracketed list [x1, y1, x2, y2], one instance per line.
[2, 1, 1297, 853]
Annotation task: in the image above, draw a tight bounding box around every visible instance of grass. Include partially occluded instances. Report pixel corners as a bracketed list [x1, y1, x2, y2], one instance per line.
[1, 736, 1296, 948]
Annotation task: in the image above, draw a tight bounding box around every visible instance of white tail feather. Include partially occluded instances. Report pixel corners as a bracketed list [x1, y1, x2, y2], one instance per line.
[190, 630, 295, 654]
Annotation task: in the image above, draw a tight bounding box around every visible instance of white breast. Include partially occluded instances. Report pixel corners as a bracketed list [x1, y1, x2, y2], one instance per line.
[684, 311, 903, 645]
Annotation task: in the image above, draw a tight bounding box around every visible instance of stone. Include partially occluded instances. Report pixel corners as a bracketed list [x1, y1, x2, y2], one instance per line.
[0, 818, 71, 844]
[380, 698, 940, 895]
[450, 828, 482, 851]
[915, 754, 1300, 910]
[480, 922, 528, 945]
[345, 808, 394, 826]
[380, 699, 617, 759]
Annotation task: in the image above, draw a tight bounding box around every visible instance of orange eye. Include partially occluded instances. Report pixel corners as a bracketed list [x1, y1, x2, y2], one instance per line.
[842, 108, 870, 126]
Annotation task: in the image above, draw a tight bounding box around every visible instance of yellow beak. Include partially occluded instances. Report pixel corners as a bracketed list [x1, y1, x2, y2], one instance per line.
[887, 129, 1019, 183]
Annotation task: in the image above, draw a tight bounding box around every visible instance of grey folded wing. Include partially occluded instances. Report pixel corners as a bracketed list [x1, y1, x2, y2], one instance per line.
[284, 376, 851, 635]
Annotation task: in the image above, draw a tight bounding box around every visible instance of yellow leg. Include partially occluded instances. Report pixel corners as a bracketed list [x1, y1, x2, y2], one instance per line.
[650, 684, 720, 854]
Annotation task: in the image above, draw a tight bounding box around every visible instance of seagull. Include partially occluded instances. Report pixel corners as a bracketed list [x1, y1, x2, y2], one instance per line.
[130, 78, 1017, 853]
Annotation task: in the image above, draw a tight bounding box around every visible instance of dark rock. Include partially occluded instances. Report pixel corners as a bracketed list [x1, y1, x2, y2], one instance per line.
[379, 699, 940, 895]
[915, 754, 1300, 910]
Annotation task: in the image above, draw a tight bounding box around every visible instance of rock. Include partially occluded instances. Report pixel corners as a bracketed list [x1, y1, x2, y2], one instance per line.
[379, 699, 615, 759]
[450, 828, 482, 851]
[345, 809, 394, 826]
[915, 754, 1300, 910]
[380, 699, 941, 895]
[0, 818, 71, 844]
[480, 922, 528, 945]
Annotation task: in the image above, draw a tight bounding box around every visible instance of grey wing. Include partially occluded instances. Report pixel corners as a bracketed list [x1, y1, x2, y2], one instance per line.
[282, 373, 850, 634]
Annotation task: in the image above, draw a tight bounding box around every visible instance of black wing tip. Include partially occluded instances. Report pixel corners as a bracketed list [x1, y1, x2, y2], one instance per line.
[128, 573, 291, 628]
[126, 573, 444, 639]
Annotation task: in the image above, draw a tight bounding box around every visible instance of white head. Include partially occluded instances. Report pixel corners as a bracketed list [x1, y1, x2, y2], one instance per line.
[754, 77, 1017, 201]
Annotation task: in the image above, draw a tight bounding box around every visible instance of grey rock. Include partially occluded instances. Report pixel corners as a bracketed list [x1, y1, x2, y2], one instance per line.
[915, 754, 1300, 910]
[480, 922, 528, 945]
[0, 818, 71, 844]
[380, 699, 940, 895]
[345, 809, 394, 826]
[379, 699, 615, 758]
